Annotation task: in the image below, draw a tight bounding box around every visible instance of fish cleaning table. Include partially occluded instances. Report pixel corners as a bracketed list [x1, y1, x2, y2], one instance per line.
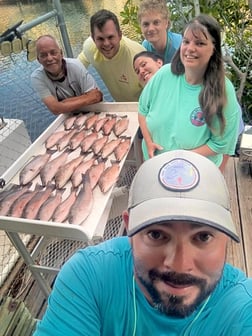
[0, 102, 140, 297]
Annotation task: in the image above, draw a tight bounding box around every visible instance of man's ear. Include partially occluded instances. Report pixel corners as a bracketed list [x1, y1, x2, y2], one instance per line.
[122, 210, 129, 232]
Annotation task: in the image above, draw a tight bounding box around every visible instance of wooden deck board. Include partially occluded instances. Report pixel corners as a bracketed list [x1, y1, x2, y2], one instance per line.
[224, 158, 246, 273]
[235, 160, 252, 276]
[224, 158, 252, 277]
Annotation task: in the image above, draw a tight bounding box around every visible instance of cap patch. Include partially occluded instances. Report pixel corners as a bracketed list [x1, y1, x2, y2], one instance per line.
[159, 158, 199, 191]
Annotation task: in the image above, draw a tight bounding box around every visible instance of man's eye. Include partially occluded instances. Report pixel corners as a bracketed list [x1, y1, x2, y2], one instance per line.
[148, 231, 163, 240]
[195, 232, 212, 242]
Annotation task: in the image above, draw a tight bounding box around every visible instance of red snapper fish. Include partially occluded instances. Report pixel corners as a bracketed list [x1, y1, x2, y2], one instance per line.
[0, 183, 32, 216]
[102, 114, 117, 135]
[114, 137, 131, 162]
[71, 156, 96, 188]
[98, 162, 120, 193]
[8, 183, 43, 218]
[84, 113, 99, 130]
[87, 159, 106, 189]
[68, 174, 93, 225]
[45, 130, 69, 149]
[51, 188, 77, 223]
[101, 138, 122, 159]
[113, 116, 129, 137]
[56, 129, 76, 151]
[64, 114, 78, 130]
[80, 131, 99, 153]
[55, 155, 84, 189]
[69, 130, 86, 150]
[22, 184, 55, 220]
[73, 113, 88, 129]
[93, 116, 109, 132]
[37, 189, 65, 221]
[19, 151, 54, 185]
[40, 149, 70, 186]
[91, 135, 109, 155]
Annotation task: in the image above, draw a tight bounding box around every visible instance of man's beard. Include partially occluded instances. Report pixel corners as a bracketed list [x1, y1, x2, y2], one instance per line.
[136, 268, 221, 318]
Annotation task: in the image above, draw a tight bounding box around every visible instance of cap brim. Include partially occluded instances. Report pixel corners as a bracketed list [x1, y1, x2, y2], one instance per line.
[128, 198, 240, 242]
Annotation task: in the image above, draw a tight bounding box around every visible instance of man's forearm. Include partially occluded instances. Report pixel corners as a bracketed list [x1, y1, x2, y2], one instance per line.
[44, 88, 103, 115]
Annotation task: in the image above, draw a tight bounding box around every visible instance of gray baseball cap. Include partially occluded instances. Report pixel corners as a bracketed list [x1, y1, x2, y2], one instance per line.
[127, 150, 239, 242]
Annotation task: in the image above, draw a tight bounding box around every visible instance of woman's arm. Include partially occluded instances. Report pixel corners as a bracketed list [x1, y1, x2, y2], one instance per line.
[138, 113, 163, 158]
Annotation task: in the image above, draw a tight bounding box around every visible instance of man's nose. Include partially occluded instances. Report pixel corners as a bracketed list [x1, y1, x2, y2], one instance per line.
[103, 38, 110, 46]
[164, 243, 194, 273]
[147, 23, 155, 31]
[46, 53, 54, 60]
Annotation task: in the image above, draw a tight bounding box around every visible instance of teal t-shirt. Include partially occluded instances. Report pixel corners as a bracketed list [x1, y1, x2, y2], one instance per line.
[139, 64, 239, 165]
[34, 237, 252, 336]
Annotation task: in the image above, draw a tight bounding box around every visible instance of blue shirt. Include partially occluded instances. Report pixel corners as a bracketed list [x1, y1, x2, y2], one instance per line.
[34, 237, 252, 336]
[142, 31, 182, 64]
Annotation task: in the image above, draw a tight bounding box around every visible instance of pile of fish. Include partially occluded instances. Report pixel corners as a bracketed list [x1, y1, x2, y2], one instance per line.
[0, 112, 132, 226]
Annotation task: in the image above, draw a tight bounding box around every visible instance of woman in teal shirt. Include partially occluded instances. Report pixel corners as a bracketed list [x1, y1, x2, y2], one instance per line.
[138, 14, 239, 172]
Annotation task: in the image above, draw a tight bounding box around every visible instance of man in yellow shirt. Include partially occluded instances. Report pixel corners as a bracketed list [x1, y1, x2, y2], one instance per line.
[78, 9, 145, 102]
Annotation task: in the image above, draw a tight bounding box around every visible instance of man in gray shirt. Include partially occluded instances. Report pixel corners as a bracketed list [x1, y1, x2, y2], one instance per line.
[31, 35, 103, 115]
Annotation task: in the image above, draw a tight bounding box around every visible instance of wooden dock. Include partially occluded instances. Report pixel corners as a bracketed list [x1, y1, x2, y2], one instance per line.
[224, 157, 252, 277]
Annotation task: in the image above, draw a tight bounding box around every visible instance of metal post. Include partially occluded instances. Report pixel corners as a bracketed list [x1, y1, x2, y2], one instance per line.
[53, 0, 74, 57]
[17, 11, 58, 34]
[6, 231, 51, 298]
[15, 0, 73, 58]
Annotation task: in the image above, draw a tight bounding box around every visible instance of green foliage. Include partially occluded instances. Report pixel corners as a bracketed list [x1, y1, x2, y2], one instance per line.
[120, 0, 252, 122]
[120, 0, 142, 42]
